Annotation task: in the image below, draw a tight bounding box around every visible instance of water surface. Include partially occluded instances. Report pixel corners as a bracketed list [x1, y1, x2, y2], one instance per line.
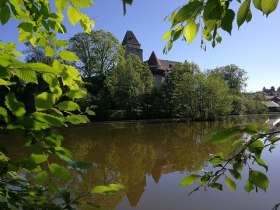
[58, 115, 280, 210]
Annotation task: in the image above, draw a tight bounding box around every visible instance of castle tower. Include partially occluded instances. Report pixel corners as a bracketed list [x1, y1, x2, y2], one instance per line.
[122, 30, 143, 61]
[147, 51, 165, 88]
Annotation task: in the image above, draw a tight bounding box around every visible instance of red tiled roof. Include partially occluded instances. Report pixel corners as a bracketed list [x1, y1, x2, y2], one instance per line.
[122, 30, 141, 46]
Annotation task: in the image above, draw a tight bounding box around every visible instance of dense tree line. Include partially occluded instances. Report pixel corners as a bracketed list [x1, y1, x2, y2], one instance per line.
[18, 30, 267, 121]
[19, 30, 268, 121]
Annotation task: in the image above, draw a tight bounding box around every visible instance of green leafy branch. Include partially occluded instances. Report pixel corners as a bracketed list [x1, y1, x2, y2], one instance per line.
[161, 0, 279, 50]
[0, 0, 123, 209]
[181, 125, 280, 201]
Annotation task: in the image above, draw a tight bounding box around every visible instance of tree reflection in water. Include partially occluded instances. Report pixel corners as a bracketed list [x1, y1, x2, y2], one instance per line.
[58, 115, 273, 209]
[2, 115, 278, 209]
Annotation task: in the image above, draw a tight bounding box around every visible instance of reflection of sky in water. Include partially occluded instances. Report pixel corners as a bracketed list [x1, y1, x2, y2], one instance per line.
[117, 145, 280, 210]
[61, 115, 280, 210]
[3, 115, 280, 210]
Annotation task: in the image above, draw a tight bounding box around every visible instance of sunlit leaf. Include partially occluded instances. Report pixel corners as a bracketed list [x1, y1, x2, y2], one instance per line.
[45, 133, 64, 147]
[237, 0, 251, 28]
[5, 93, 26, 117]
[80, 14, 91, 33]
[53, 39, 68, 47]
[49, 163, 71, 181]
[85, 109, 95, 116]
[12, 69, 38, 84]
[244, 179, 254, 193]
[56, 101, 80, 111]
[55, 0, 68, 12]
[253, 156, 268, 171]
[167, 40, 173, 51]
[209, 152, 224, 166]
[163, 30, 172, 40]
[65, 89, 87, 99]
[180, 174, 200, 187]
[225, 176, 236, 192]
[253, 0, 262, 10]
[0, 78, 15, 86]
[58, 50, 79, 62]
[248, 140, 264, 155]
[203, 127, 240, 142]
[261, 0, 279, 16]
[32, 112, 64, 127]
[184, 21, 199, 44]
[249, 170, 269, 191]
[67, 6, 81, 26]
[27, 62, 61, 74]
[0, 107, 8, 123]
[30, 154, 48, 164]
[65, 115, 89, 124]
[33, 171, 48, 185]
[243, 123, 259, 133]
[42, 73, 62, 96]
[45, 46, 55, 57]
[91, 184, 124, 194]
[69, 0, 93, 8]
[35, 92, 57, 111]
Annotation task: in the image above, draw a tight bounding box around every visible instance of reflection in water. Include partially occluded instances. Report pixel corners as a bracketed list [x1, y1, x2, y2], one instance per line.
[58, 115, 280, 210]
[2, 115, 280, 209]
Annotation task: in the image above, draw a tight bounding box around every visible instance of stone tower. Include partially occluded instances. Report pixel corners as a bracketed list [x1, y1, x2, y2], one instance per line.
[122, 30, 143, 61]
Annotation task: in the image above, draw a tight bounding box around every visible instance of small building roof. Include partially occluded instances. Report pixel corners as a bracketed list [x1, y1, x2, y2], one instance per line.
[159, 59, 181, 70]
[265, 96, 274, 100]
[264, 101, 280, 108]
[148, 51, 163, 69]
[122, 30, 141, 46]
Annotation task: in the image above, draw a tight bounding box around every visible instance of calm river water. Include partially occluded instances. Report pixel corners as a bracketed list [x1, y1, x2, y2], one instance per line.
[6, 115, 280, 209]
[58, 115, 280, 210]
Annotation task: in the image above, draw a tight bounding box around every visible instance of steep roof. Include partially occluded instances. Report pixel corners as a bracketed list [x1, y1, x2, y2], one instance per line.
[147, 51, 163, 69]
[122, 30, 141, 46]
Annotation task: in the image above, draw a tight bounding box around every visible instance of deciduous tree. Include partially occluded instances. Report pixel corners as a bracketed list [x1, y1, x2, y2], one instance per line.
[68, 30, 124, 78]
[106, 54, 153, 113]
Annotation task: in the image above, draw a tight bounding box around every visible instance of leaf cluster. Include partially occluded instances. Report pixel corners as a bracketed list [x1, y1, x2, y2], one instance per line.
[0, 0, 123, 209]
[161, 0, 279, 51]
[181, 123, 280, 203]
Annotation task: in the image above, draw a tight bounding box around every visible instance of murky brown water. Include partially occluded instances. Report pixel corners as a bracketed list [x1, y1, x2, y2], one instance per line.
[3, 115, 280, 209]
[59, 115, 280, 210]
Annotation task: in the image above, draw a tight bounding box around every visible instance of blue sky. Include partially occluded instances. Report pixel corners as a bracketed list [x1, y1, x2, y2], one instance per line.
[1, 0, 280, 92]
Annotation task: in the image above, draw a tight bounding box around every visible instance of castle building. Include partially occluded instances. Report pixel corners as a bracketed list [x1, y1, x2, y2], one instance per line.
[122, 30, 143, 61]
[122, 30, 180, 88]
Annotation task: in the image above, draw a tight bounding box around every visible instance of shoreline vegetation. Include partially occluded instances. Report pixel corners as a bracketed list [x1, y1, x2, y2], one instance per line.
[21, 30, 269, 123]
[67, 113, 280, 127]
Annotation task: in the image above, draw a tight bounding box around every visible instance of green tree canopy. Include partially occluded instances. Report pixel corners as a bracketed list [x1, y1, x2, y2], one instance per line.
[106, 54, 153, 112]
[173, 71, 232, 119]
[160, 61, 201, 116]
[207, 64, 248, 94]
[68, 30, 124, 78]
